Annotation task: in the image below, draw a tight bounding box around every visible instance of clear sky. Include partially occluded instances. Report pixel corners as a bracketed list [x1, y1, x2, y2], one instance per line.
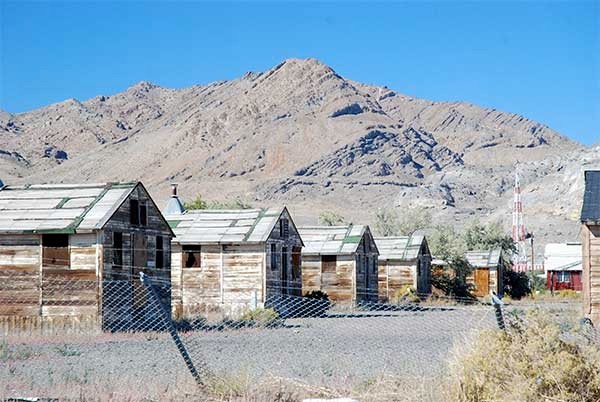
[1, 1, 598, 145]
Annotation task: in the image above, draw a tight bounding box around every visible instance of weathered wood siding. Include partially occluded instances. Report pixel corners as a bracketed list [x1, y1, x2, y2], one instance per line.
[0, 234, 101, 335]
[265, 209, 303, 298]
[0, 235, 41, 318]
[100, 184, 173, 330]
[377, 261, 414, 302]
[355, 233, 379, 303]
[466, 265, 502, 297]
[582, 224, 600, 325]
[173, 244, 264, 317]
[301, 254, 357, 303]
[416, 242, 432, 295]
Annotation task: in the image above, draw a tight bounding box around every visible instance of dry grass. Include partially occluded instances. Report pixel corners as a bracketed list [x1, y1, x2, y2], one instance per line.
[448, 309, 600, 402]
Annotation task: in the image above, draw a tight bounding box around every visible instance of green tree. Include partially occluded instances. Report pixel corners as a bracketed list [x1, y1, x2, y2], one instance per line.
[373, 207, 431, 236]
[428, 224, 466, 259]
[318, 211, 346, 226]
[183, 195, 208, 210]
[183, 195, 253, 210]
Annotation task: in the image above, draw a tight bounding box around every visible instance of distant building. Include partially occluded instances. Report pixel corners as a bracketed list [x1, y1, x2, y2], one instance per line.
[544, 243, 582, 292]
[432, 249, 504, 297]
[581, 170, 600, 325]
[374, 235, 431, 301]
[298, 225, 379, 304]
[0, 182, 174, 334]
[164, 205, 303, 318]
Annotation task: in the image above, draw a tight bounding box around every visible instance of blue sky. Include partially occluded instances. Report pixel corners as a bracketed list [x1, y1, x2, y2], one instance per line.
[1, 1, 598, 145]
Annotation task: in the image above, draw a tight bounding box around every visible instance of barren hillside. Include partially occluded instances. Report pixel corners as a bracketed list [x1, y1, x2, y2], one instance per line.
[1, 58, 595, 246]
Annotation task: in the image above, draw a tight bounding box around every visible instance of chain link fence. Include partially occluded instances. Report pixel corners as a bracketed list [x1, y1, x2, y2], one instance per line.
[1, 261, 597, 401]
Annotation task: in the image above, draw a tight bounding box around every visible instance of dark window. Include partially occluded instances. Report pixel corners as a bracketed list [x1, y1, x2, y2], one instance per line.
[279, 219, 289, 238]
[270, 244, 277, 270]
[113, 232, 123, 267]
[372, 257, 377, 274]
[42, 234, 70, 268]
[140, 204, 148, 226]
[156, 236, 164, 269]
[130, 199, 140, 225]
[557, 271, 571, 283]
[183, 245, 201, 268]
[322, 255, 337, 273]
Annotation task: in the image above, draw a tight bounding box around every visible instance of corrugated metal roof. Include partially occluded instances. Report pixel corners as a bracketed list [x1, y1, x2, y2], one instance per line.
[544, 242, 582, 272]
[464, 249, 503, 268]
[374, 235, 425, 261]
[298, 225, 368, 254]
[432, 249, 502, 269]
[465, 248, 502, 268]
[0, 182, 136, 233]
[165, 207, 286, 244]
[582, 170, 600, 222]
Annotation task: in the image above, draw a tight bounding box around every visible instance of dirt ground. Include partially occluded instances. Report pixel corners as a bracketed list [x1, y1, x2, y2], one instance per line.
[0, 301, 584, 401]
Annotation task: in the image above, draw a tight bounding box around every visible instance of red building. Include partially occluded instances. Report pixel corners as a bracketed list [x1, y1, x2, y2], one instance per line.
[544, 243, 582, 292]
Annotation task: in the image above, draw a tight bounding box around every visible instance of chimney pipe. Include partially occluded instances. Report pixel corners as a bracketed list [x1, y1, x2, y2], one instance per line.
[171, 183, 178, 197]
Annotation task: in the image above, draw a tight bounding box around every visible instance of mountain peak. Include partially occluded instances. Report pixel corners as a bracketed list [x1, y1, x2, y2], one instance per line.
[127, 81, 159, 93]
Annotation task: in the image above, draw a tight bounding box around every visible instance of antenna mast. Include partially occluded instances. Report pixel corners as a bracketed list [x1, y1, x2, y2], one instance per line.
[512, 171, 528, 271]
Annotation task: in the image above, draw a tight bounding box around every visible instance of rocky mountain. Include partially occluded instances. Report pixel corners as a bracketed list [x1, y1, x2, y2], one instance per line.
[1, 58, 595, 247]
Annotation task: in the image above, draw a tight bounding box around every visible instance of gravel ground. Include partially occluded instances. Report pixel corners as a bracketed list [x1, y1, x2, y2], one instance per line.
[1, 305, 497, 399]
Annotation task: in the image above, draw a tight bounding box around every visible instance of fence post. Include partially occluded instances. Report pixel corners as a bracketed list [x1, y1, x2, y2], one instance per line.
[139, 272, 205, 386]
[491, 293, 506, 332]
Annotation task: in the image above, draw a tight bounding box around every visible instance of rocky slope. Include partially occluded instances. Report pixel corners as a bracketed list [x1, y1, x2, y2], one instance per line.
[1, 58, 595, 247]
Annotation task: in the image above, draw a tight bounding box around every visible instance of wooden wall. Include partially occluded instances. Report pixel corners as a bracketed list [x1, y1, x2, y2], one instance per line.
[0, 235, 41, 319]
[301, 254, 359, 303]
[265, 208, 304, 299]
[0, 234, 101, 335]
[582, 224, 600, 325]
[172, 244, 265, 318]
[377, 261, 414, 302]
[354, 232, 379, 303]
[101, 184, 173, 330]
[416, 242, 432, 295]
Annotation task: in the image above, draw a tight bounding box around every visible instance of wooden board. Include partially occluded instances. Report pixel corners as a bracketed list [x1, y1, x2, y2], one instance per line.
[473, 268, 490, 297]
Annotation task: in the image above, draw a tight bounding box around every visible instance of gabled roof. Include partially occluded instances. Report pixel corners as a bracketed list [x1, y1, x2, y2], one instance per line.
[0, 182, 139, 234]
[165, 207, 293, 245]
[464, 249, 503, 268]
[298, 225, 374, 255]
[544, 242, 582, 272]
[374, 235, 427, 261]
[582, 170, 600, 223]
[432, 249, 503, 269]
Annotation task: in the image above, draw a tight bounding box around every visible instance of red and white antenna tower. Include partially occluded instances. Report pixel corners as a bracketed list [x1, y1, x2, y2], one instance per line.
[512, 171, 528, 271]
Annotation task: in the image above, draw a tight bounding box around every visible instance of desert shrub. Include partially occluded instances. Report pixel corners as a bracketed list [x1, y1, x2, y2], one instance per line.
[557, 289, 581, 299]
[450, 309, 600, 401]
[390, 285, 420, 304]
[503, 268, 531, 299]
[239, 307, 279, 327]
[318, 211, 346, 226]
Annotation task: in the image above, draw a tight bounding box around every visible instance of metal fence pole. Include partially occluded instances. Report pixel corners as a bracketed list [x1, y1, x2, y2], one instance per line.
[139, 272, 204, 386]
[491, 293, 506, 332]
